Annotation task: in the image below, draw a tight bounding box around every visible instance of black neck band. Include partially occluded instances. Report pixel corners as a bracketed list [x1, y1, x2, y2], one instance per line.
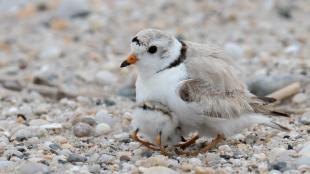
[156, 40, 187, 73]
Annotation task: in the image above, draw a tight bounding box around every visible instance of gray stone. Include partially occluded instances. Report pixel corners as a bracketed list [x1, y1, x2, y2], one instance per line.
[80, 116, 97, 127]
[271, 161, 288, 172]
[18, 162, 49, 174]
[67, 153, 87, 163]
[224, 42, 244, 59]
[0, 161, 15, 173]
[88, 164, 101, 173]
[140, 166, 179, 174]
[58, 0, 90, 18]
[73, 122, 93, 137]
[14, 127, 47, 141]
[247, 74, 297, 96]
[299, 112, 310, 125]
[95, 71, 118, 85]
[98, 154, 114, 163]
[94, 110, 117, 126]
[292, 93, 307, 104]
[95, 123, 111, 136]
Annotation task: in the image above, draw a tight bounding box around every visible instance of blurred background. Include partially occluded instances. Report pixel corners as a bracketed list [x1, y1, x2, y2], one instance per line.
[0, 0, 309, 98]
[0, 0, 309, 173]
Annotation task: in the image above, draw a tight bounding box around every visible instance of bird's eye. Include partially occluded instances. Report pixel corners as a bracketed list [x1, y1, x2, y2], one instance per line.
[148, 46, 157, 54]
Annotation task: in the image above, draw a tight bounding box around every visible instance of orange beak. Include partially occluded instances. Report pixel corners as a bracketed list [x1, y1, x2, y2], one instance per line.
[120, 54, 138, 68]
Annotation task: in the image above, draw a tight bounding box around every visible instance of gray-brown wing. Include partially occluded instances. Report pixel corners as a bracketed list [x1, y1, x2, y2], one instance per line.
[178, 79, 253, 119]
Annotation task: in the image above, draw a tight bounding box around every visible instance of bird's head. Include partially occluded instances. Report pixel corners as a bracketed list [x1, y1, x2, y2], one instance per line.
[121, 29, 182, 76]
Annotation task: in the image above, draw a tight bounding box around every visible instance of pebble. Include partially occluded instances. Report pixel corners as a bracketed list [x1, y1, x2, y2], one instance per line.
[195, 167, 215, 174]
[224, 42, 244, 59]
[67, 153, 87, 163]
[88, 164, 101, 173]
[0, 161, 15, 173]
[139, 166, 179, 174]
[218, 145, 233, 156]
[247, 74, 297, 96]
[58, 0, 90, 18]
[98, 154, 114, 164]
[95, 110, 117, 126]
[39, 47, 62, 60]
[299, 112, 310, 125]
[189, 157, 202, 166]
[271, 161, 288, 172]
[73, 122, 93, 137]
[95, 71, 118, 85]
[34, 103, 50, 115]
[292, 93, 307, 104]
[80, 116, 97, 127]
[18, 162, 49, 174]
[95, 123, 111, 136]
[28, 119, 49, 126]
[14, 127, 47, 141]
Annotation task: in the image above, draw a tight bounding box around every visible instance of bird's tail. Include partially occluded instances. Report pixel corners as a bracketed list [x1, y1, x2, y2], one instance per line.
[262, 121, 290, 132]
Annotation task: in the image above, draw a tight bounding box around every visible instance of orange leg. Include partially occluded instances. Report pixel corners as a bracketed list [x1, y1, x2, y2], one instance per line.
[156, 131, 169, 156]
[130, 129, 159, 150]
[175, 133, 225, 156]
[174, 133, 199, 149]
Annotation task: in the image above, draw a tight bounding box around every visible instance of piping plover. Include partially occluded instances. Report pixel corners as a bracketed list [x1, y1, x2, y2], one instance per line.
[121, 29, 289, 154]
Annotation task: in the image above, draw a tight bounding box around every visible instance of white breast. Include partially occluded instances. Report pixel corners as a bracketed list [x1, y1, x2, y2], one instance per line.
[136, 64, 187, 106]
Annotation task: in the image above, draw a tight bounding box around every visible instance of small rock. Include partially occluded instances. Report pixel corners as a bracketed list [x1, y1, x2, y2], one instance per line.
[98, 154, 114, 163]
[296, 156, 310, 167]
[95, 71, 118, 85]
[4, 150, 24, 159]
[195, 167, 215, 174]
[18, 105, 32, 119]
[58, 0, 90, 18]
[14, 127, 47, 141]
[224, 42, 244, 59]
[18, 162, 48, 174]
[119, 151, 131, 162]
[140, 166, 178, 174]
[95, 123, 111, 136]
[0, 161, 15, 173]
[292, 93, 307, 104]
[117, 84, 136, 98]
[73, 122, 93, 137]
[34, 103, 50, 115]
[80, 116, 97, 127]
[189, 158, 202, 166]
[218, 145, 233, 156]
[28, 119, 49, 126]
[271, 161, 288, 172]
[67, 153, 87, 163]
[88, 164, 101, 173]
[247, 74, 297, 96]
[49, 143, 61, 151]
[284, 45, 299, 54]
[245, 134, 257, 144]
[94, 110, 117, 126]
[299, 112, 310, 125]
[39, 46, 61, 59]
[40, 123, 62, 131]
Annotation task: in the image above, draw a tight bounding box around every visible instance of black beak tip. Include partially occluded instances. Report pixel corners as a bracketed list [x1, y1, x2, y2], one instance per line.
[120, 60, 130, 68]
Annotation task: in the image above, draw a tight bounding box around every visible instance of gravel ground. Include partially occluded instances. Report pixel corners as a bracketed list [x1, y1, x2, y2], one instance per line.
[0, 0, 309, 173]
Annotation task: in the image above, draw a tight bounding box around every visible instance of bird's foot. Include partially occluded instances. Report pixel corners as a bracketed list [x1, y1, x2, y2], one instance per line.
[175, 133, 225, 156]
[174, 133, 199, 149]
[130, 129, 159, 150]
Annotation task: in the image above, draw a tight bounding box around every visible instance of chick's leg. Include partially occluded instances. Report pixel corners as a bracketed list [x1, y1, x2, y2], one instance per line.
[175, 133, 225, 156]
[174, 133, 199, 149]
[130, 128, 159, 150]
[156, 131, 169, 156]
